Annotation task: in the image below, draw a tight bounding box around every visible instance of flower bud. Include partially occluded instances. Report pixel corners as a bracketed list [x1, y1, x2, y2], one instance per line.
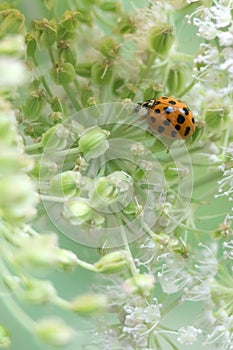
[19, 279, 57, 304]
[50, 171, 82, 197]
[13, 234, 78, 270]
[0, 174, 38, 224]
[25, 33, 37, 57]
[32, 19, 57, 47]
[63, 197, 93, 225]
[166, 64, 187, 95]
[205, 107, 229, 130]
[95, 250, 129, 274]
[97, 37, 120, 58]
[79, 126, 110, 160]
[0, 325, 11, 348]
[41, 123, 70, 151]
[0, 9, 25, 37]
[59, 11, 80, 32]
[90, 171, 132, 209]
[91, 61, 113, 85]
[69, 294, 107, 315]
[123, 274, 155, 297]
[35, 318, 74, 347]
[23, 89, 46, 121]
[50, 60, 75, 85]
[149, 25, 174, 56]
[90, 177, 117, 208]
[76, 62, 92, 77]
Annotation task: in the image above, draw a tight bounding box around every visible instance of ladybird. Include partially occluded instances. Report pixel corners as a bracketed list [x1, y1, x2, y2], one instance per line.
[136, 96, 195, 139]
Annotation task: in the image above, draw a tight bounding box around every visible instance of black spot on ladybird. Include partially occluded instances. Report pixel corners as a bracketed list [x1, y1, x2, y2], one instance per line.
[161, 96, 169, 100]
[164, 106, 173, 114]
[171, 130, 177, 138]
[154, 108, 161, 113]
[163, 119, 170, 125]
[182, 107, 189, 116]
[175, 124, 181, 130]
[168, 100, 176, 105]
[151, 116, 156, 123]
[158, 125, 165, 133]
[177, 114, 185, 124]
[184, 126, 190, 136]
[192, 117, 195, 123]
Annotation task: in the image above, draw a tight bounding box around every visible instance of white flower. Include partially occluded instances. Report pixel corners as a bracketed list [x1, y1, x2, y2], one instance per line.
[204, 315, 233, 349]
[217, 29, 233, 46]
[210, 3, 232, 28]
[177, 326, 202, 345]
[157, 253, 191, 293]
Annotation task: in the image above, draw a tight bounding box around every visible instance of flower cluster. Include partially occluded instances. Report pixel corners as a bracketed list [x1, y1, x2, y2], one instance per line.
[0, 0, 233, 349]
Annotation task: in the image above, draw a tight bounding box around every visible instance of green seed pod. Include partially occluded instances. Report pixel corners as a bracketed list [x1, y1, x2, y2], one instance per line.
[51, 96, 64, 112]
[77, 9, 92, 26]
[123, 274, 155, 297]
[149, 25, 174, 56]
[205, 106, 229, 130]
[81, 87, 94, 107]
[50, 171, 82, 197]
[117, 16, 136, 34]
[95, 250, 129, 274]
[25, 33, 37, 57]
[57, 40, 77, 65]
[59, 11, 80, 32]
[23, 89, 46, 120]
[112, 77, 125, 96]
[32, 19, 57, 47]
[90, 177, 117, 208]
[76, 62, 92, 77]
[0, 9, 25, 37]
[24, 123, 45, 138]
[48, 112, 63, 125]
[91, 61, 113, 85]
[70, 294, 107, 315]
[50, 61, 75, 85]
[79, 126, 110, 159]
[97, 36, 120, 58]
[167, 64, 188, 95]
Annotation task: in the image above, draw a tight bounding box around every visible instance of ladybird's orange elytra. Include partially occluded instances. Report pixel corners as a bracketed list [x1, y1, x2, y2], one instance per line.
[138, 96, 195, 139]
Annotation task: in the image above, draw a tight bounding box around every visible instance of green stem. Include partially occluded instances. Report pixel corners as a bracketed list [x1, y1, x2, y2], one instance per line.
[63, 84, 82, 111]
[25, 142, 43, 151]
[76, 258, 98, 272]
[32, 54, 53, 98]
